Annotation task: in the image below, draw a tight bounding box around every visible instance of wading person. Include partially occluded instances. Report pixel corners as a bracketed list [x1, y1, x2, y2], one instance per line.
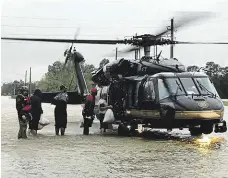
[52, 85, 68, 136]
[97, 93, 112, 132]
[30, 89, 43, 135]
[82, 87, 97, 135]
[16, 86, 30, 139]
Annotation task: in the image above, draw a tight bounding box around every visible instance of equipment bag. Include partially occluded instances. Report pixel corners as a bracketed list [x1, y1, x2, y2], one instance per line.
[103, 109, 115, 123]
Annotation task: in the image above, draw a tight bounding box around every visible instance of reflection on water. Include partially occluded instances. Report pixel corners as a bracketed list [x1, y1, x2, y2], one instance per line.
[1, 96, 228, 178]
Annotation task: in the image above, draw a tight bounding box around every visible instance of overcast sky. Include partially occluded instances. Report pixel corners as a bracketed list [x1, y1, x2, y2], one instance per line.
[1, 0, 228, 84]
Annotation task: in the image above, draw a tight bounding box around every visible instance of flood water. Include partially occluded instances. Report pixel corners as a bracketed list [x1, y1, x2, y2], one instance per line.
[1, 96, 228, 178]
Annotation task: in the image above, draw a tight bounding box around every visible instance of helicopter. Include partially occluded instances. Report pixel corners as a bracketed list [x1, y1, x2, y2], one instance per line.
[2, 14, 228, 136]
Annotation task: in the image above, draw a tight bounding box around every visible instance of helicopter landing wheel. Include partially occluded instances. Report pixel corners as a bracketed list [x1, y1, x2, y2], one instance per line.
[130, 124, 138, 137]
[118, 124, 130, 136]
[201, 124, 213, 134]
[189, 127, 203, 136]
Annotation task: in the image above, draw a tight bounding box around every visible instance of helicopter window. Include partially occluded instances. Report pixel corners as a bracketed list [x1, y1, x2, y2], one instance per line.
[134, 82, 141, 106]
[127, 84, 134, 107]
[142, 80, 155, 101]
[165, 78, 185, 95]
[179, 78, 199, 95]
[158, 79, 169, 100]
[194, 77, 219, 97]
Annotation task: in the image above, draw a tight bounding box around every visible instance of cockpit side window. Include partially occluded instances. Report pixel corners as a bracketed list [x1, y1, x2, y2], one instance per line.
[142, 80, 155, 102]
[158, 79, 169, 100]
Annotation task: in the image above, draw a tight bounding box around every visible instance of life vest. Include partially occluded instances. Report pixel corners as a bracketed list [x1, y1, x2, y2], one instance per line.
[23, 96, 31, 112]
[83, 94, 95, 116]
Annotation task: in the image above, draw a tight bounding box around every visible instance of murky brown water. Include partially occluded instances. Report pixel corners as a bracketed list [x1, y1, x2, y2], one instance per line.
[1, 96, 228, 178]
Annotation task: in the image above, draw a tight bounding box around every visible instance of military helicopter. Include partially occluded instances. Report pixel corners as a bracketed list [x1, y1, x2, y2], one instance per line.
[2, 14, 228, 136]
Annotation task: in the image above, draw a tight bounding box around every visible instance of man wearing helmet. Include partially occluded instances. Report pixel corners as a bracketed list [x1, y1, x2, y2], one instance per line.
[16, 86, 30, 139]
[52, 85, 69, 136]
[81, 87, 97, 135]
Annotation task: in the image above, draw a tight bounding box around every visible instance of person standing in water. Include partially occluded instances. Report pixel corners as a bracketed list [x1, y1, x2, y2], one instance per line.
[16, 86, 30, 139]
[97, 93, 112, 132]
[82, 87, 97, 135]
[30, 89, 43, 135]
[52, 85, 68, 136]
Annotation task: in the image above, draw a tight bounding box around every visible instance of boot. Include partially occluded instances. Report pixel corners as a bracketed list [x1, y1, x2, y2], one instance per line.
[31, 130, 37, 136]
[55, 127, 59, 135]
[61, 128, 65, 136]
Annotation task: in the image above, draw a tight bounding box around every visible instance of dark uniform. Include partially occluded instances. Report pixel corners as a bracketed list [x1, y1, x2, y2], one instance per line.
[16, 87, 30, 139]
[30, 89, 43, 135]
[82, 88, 97, 135]
[52, 85, 68, 136]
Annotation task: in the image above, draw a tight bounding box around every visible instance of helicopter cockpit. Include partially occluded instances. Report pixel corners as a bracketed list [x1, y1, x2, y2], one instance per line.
[156, 72, 219, 100]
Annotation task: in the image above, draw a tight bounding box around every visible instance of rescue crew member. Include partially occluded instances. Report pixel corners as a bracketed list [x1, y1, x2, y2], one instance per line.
[16, 86, 30, 139]
[30, 89, 43, 135]
[52, 85, 68, 136]
[97, 93, 112, 132]
[82, 87, 97, 135]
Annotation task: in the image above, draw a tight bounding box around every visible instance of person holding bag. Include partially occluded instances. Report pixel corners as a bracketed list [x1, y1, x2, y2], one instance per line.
[30, 89, 43, 135]
[52, 85, 68, 136]
[97, 93, 112, 133]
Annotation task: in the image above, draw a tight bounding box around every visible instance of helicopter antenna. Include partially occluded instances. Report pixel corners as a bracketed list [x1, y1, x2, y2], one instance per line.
[155, 50, 162, 62]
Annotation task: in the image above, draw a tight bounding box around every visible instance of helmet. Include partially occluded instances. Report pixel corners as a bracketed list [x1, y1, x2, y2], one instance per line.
[91, 88, 97, 93]
[20, 86, 28, 96]
[21, 86, 28, 91]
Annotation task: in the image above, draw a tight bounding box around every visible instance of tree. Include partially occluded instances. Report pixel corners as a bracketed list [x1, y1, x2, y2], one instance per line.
[187, 65, 199, 72]
[99, 58, 109, 68]
[37, 60, 96, 92]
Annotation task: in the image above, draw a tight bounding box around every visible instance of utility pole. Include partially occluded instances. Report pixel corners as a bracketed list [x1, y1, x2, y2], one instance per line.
[115, 47, 118, 60]
[114, 47, 120, 60]
[25, 70, 27, 86]
[29, 67, 32, 96]
[170, 18, 174, 58]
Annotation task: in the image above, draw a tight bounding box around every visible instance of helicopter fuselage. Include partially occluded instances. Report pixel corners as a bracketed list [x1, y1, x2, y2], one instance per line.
[95, 71, 227, 136]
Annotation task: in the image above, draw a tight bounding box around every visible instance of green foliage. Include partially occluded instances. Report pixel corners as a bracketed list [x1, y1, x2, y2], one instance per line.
[188, 62, 228, 98]
[187, 65, 199, 72]
[36, 60, 96, 92]
[223, 101, 228, 106]
[1, 80, 37, 96]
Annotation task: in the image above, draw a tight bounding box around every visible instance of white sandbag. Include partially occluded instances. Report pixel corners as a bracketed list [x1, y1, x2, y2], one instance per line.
[103, 109, 115, 123]
[39, 114, 50, 126]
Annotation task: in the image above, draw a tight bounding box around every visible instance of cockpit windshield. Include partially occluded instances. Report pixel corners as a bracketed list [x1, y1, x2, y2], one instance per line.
[179, 78, 199, 95]
[158, 78, 185, 100]
[193, 77, 218, 97]
[158, 76, 218, 100]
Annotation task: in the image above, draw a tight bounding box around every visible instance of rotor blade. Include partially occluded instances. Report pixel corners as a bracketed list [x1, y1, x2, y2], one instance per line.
[70, 27, 81, 48]
[1, 37, 125, 45]
[74, 28, 80, 40]
[175, 41, 228, 44]
[62, 57, 69, 70]
[155, 11, 215, 38]
[120, 46, 142, 54]
[104, 46, 141, 57]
